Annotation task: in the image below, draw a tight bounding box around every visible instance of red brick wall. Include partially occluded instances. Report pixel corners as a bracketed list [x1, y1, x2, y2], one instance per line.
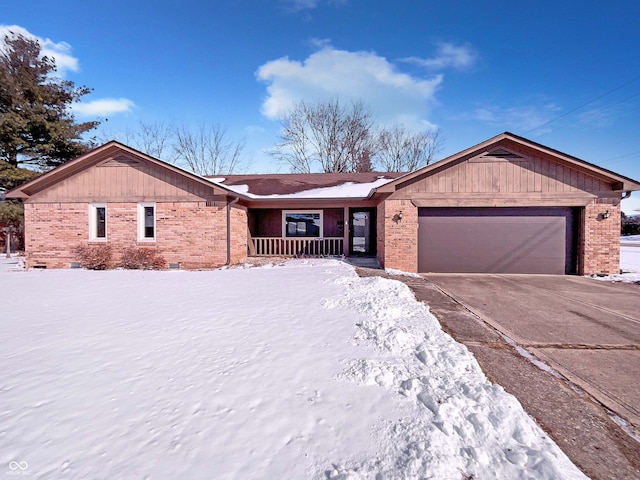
[229, 204, 248, 264]
[25, 203, 86, 268]
[579, 200, 621, 275]
[378, 199, 418, 272]
[24, 201, 240, 269]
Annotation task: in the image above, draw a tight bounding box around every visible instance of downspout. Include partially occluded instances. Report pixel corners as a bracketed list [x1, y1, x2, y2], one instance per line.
[226, 195, 240, 266]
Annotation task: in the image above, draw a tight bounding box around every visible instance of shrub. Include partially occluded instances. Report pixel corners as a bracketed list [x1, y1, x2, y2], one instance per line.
[120, 246, 167, 270]
[74, 244, 113, 270]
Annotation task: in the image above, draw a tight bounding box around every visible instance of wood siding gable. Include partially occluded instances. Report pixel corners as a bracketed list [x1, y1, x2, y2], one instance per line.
[389, 138, 628, 207]
[7, 142, 237, 204]
[28, 153, 222, 203]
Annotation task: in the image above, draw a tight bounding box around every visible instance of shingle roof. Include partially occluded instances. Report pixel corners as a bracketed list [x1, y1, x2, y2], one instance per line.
[208, 172, 405, 197]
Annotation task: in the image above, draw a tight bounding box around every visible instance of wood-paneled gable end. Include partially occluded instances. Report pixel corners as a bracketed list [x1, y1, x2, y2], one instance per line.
[8, 142, 233, 204]
[387, 135, 639, 207]
[29, 154, 218, 203]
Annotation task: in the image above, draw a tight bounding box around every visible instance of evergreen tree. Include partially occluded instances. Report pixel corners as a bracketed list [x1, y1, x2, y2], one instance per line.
[0, 161, 39, 192]
[0, 32, 99, 169]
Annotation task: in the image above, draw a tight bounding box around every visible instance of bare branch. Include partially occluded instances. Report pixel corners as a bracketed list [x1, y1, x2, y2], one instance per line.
[137, 121, 174, 160]
[173, 123, 246, 176]
[95, 121, 176, 162]
[376, 126, 443, 172]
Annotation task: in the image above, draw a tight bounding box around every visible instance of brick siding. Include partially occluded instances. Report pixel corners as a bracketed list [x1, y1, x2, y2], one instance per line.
[229, 204, 248, 264]
[378, 199, 418, 272]
[24, 201, 246, 269]
[579, 200, 621, 275]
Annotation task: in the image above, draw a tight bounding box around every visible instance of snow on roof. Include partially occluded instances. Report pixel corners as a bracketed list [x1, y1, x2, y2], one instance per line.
[205, 172, 404, 199]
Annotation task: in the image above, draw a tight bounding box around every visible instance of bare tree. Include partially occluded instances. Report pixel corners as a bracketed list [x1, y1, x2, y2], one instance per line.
[270, 99, 377, 173]
[95, 121, 176, 162]
[136, 121, 175, 160]
[376, 126, 442, 172]
[173, 123, 245, 176]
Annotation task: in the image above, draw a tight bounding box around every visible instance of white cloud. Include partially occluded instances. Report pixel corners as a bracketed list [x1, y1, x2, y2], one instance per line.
[0, 25, 79, 75]
[461, 103, 561, 134]
[282, 0, 346, 12]
[309, 37, 332, 49]
[577, 107, 615, 127]
[402, 42, 478, 71]
[285, 0, 319, 10]
[622, 192, 640, 215]
[256, 46, 442, 130]
[1, 25, 134, 120]
[73, 98, 135, 117]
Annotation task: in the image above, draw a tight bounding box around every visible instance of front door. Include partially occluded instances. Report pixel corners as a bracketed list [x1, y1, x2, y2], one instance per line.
[349, 209, 375, 255]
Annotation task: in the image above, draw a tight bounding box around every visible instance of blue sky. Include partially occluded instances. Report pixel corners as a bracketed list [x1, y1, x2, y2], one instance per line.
[3, 0, 640, 212]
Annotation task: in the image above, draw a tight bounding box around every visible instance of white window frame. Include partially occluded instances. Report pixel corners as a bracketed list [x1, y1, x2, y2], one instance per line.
[88, 203, 107, 241]
[282, 210, 323, 238]
[138, 202, 156, 242]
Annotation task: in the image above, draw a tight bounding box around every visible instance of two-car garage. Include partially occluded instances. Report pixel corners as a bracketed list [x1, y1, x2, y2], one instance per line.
[417, 207, 578, 274]
[378, 133, 640, 276]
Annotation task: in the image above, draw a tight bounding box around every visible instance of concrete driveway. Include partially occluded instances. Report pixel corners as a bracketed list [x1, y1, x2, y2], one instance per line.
[423, 274, 640, 429]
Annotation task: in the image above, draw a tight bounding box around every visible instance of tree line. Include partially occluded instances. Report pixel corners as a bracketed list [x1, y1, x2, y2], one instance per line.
[270, 98, 442, 173]
[106, 99, 443, 177]
[102, 122, 248, 177]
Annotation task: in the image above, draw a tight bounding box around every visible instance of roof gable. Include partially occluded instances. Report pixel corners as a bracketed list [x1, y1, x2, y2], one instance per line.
[378, 133, 640, 194]
[6, 141, 240, 200]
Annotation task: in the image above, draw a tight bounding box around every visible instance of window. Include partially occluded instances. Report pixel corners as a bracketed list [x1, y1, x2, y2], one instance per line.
[89, 204, 107, 241]
[138, 203, 156, 241]
[282, 210, 323, 238]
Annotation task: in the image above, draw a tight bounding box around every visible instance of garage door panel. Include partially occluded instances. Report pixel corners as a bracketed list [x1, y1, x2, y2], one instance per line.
[418, 207, 576, 274]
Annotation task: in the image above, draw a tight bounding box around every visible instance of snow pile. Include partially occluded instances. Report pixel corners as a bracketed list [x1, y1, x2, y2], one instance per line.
[384, 267, 421, 278]
[323, 274, 586, 479]
[0, 261, 586, 479]
[590, 272, 640, 284]
[0, 254, 24, 272]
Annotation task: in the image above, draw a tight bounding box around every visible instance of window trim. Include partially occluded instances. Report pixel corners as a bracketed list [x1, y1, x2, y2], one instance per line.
[88, 203, 107, 241]
[138, 202, 156, 242]
[282, 210, 323, 238]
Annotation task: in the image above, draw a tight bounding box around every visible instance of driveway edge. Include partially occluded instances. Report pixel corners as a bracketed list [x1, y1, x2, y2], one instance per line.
[355, 268, 640, 480]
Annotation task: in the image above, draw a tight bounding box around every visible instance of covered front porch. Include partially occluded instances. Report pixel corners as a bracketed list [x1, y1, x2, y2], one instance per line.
[246, 206, 376, 258]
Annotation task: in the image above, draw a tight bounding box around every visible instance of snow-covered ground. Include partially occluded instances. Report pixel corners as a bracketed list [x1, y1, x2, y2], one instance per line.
[620, 245, 640, 273]
[620, 234, 640, 245]
[592, 239, 640, 283]
[0, 258, 588, 479]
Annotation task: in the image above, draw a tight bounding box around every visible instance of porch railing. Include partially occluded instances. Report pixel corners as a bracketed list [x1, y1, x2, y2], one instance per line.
[250, 237, 344, 257]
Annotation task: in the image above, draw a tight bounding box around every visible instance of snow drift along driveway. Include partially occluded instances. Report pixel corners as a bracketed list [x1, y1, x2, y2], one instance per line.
[0, 260, 586, 479]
